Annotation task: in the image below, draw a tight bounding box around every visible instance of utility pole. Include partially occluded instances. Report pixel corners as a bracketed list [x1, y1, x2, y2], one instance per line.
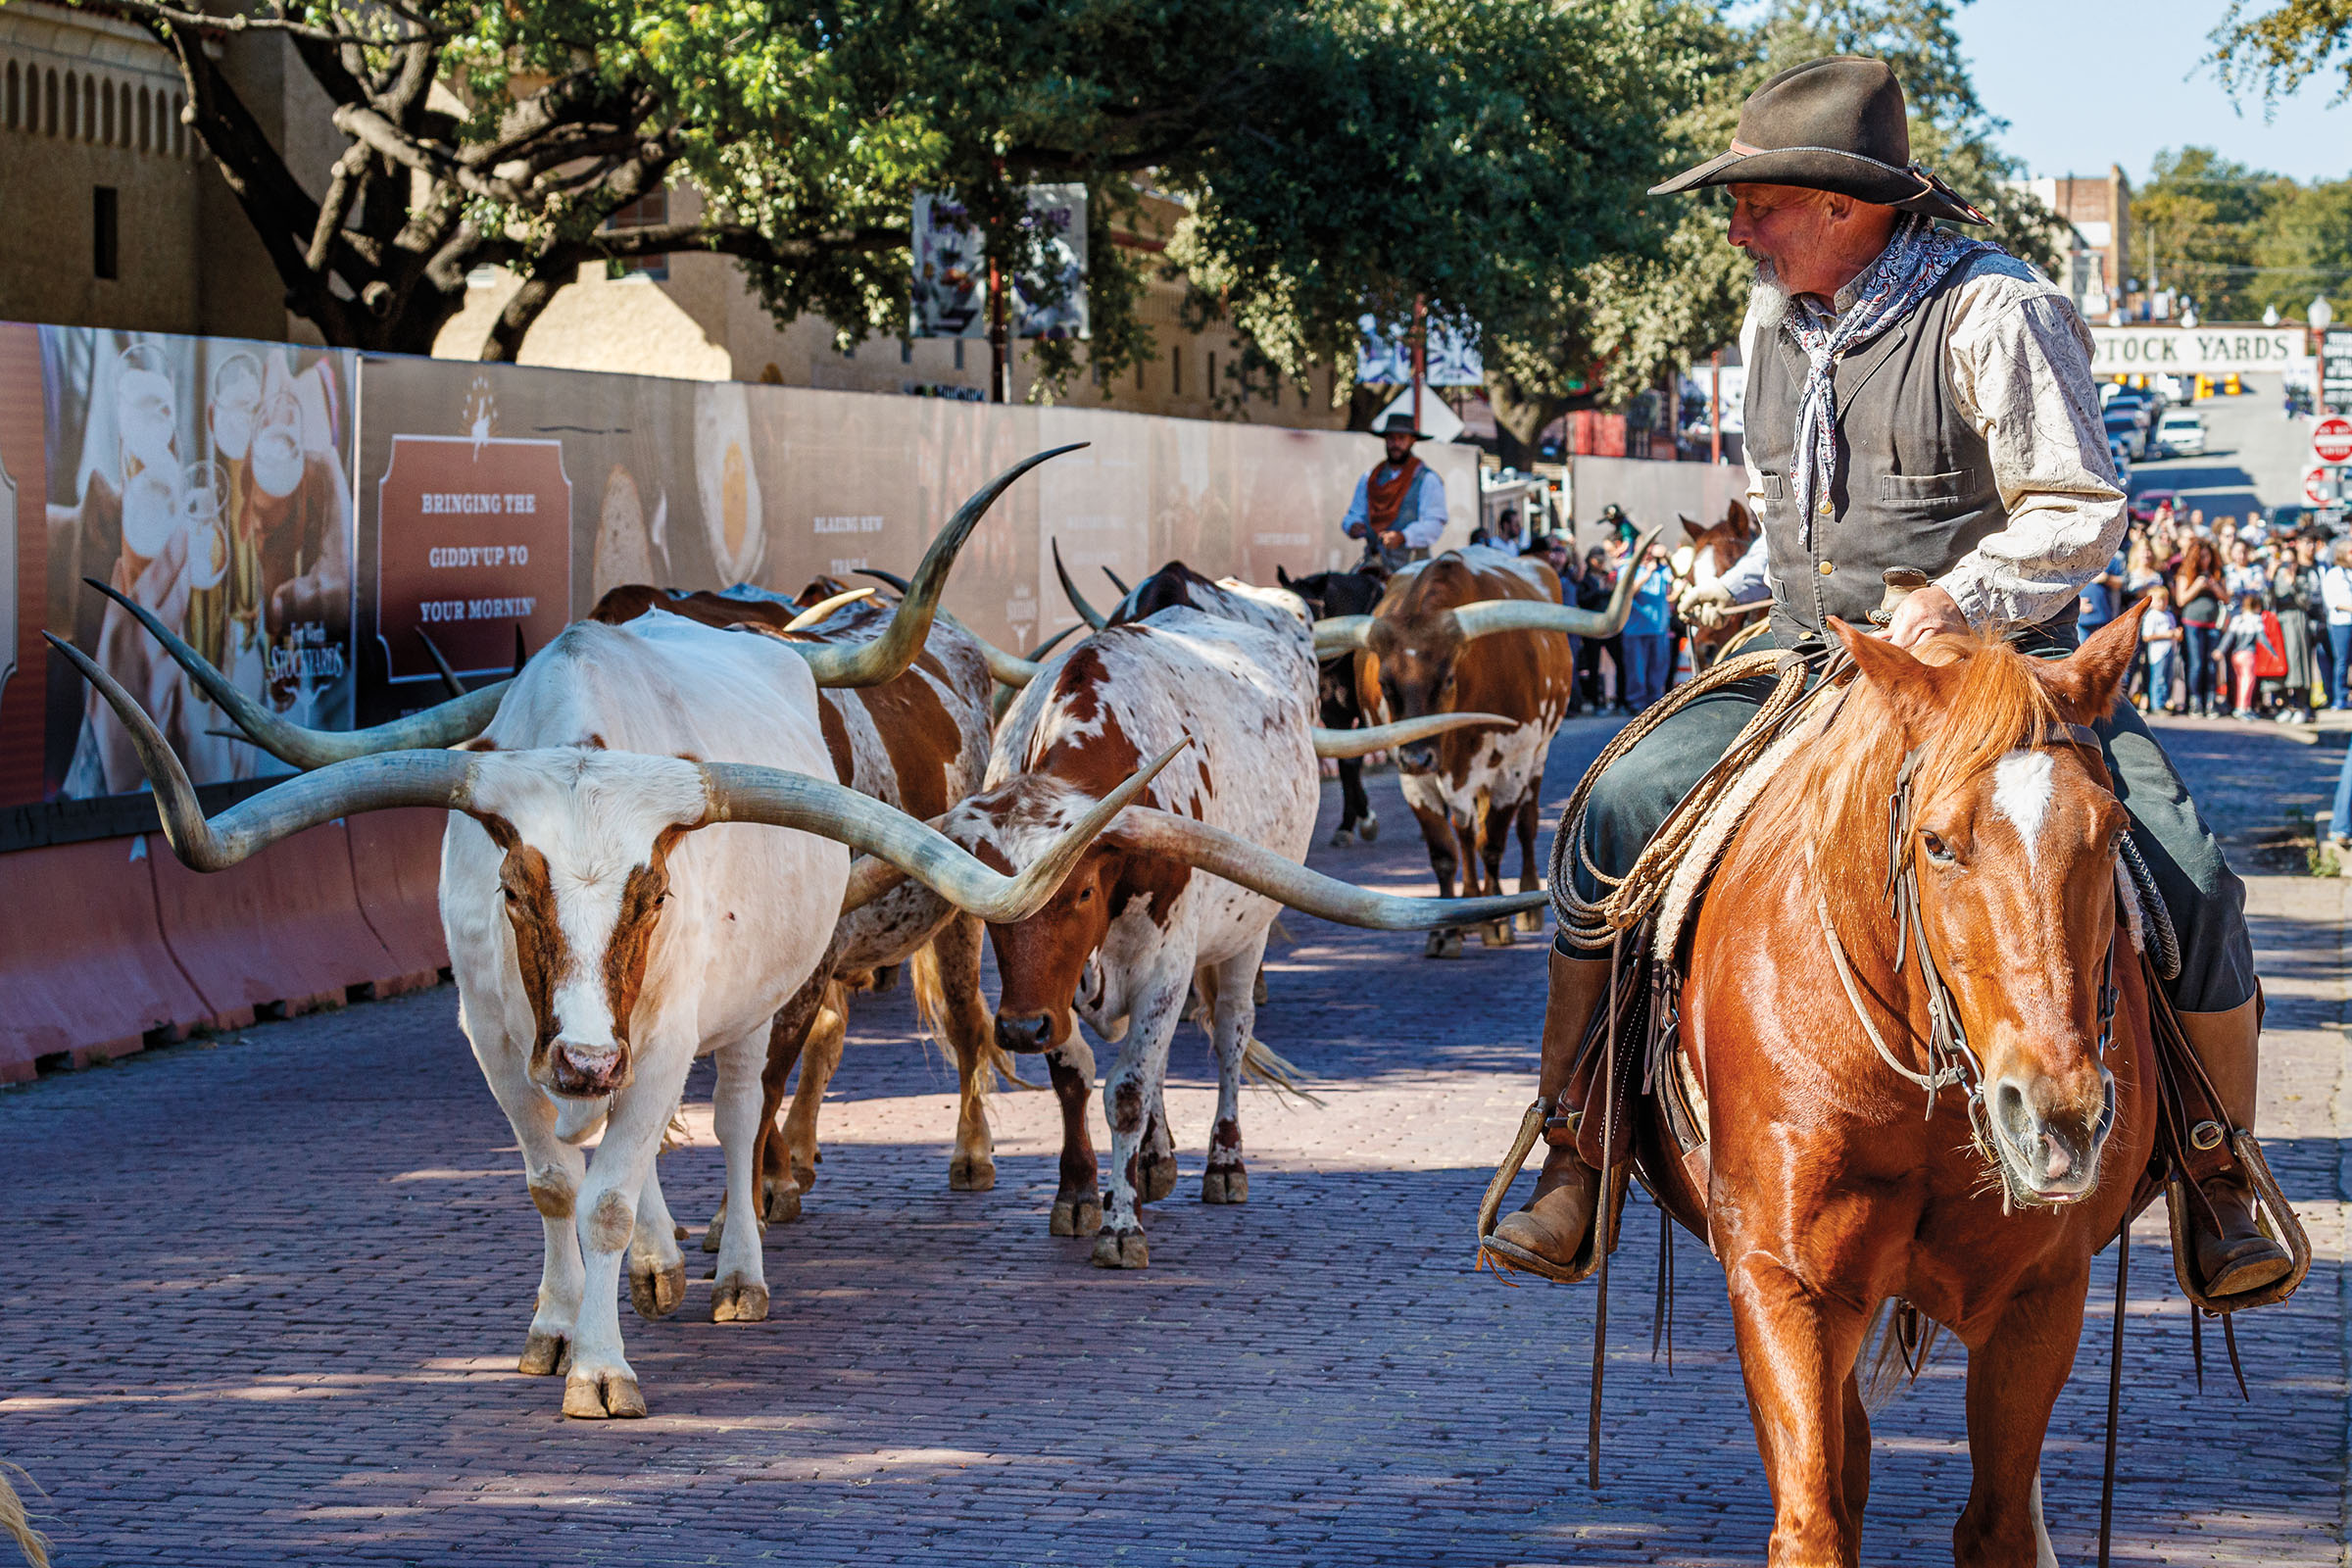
[988, 254, 1008, 403]
[1411, 295, 1427, 434]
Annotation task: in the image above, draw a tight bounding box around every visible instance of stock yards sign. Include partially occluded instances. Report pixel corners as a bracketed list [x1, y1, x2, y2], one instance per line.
[2088, 325, 2312, 375]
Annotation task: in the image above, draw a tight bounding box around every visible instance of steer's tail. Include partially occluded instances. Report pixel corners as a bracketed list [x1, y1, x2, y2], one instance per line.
[909, 941, 1043, 1093]
[0, 1462, 50, 1568]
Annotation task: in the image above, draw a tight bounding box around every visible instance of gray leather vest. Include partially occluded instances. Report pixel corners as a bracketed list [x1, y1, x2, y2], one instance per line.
[1745, 256, 2075, 641]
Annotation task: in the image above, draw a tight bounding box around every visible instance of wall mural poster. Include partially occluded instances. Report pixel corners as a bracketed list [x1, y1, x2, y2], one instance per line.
[40, 326, 357, 801]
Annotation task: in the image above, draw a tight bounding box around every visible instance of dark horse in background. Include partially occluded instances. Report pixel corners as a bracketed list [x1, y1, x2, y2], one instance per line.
[1278, 557, 1392, 846]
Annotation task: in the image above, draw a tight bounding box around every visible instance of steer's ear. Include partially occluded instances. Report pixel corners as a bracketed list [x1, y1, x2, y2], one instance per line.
[2043, 598, 2147, 721]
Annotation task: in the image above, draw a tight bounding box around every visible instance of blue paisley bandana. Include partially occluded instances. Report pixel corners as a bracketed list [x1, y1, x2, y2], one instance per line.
[1782, 214, 1994, 544]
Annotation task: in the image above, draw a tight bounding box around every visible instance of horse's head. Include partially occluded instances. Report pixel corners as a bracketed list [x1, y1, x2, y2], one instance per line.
[1831, 607, 2146, 1205]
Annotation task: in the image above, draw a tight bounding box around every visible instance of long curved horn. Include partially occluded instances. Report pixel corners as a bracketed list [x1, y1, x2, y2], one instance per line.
[1115, 807, 1546, 929]
[1311, 711, 1511, 760]
[783, 586, 875, 631]
[1311, 615, 1374, 659]
[855, 569, 1073, 688]
[86, 579, 508, 767]
[800, 445, 1083, 687]
[47, 633, 475, 870]
[1102, 564, 1131, 596]
[711, 740, 1186, 923]
[855, 566, 913, 595]
[1052, 538, 1106, 630]
[1450, 526, 1664, 643]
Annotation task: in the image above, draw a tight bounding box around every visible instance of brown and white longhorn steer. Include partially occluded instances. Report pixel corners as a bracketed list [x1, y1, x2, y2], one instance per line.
[591, 579, 1006, 1221]
[1327, 541, 1648, 957]
[942, 564, 1537, 1268]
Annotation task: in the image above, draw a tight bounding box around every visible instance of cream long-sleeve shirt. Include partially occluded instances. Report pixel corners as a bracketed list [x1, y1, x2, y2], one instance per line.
[1716, 251, 2127, 630]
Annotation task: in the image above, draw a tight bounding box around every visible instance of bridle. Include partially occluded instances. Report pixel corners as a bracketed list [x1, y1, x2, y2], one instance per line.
[1817, 717, 2122, 1200]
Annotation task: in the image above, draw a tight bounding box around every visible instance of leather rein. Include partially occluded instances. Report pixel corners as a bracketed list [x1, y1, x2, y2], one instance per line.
[1814, 718, 2122, 1182]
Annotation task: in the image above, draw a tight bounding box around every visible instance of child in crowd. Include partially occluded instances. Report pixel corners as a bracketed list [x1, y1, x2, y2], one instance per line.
[2141, 584, 2181, 714]
[2221, 590, 2271, 720]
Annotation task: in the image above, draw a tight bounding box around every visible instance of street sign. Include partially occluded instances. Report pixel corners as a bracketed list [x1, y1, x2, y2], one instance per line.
[2327, 328, 2352, 413]
[2308, 466, 2338, 506]
[2316, 416, 2352, 464]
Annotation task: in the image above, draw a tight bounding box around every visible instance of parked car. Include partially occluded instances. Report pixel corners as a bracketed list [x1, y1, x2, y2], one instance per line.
[2107, 391, 2156, 430]
[2130, 487, 2180, 524]
[2155, 409, 2207, 458]
[2108, 435, 2132, 482]
[2104, 410, 2148, 462]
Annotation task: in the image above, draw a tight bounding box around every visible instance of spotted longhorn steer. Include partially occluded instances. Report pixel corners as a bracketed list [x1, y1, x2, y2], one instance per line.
[943, 563, 1542, 1268]
[1314, 536, 1655, 957]
[589, 578, 1007, 1224]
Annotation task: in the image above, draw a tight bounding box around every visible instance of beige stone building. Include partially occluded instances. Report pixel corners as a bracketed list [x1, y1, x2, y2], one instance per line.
[433, 187, 1348, 428]
[0, 6, 1345, 433]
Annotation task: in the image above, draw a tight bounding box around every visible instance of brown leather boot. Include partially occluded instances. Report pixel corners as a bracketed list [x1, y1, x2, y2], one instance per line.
[1480, 949, 1612, 1283]
[2178, 996, 2292, 1297]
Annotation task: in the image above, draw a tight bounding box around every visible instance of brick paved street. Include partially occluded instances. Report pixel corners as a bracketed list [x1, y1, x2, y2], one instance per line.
[2, 710, 2348, 1566]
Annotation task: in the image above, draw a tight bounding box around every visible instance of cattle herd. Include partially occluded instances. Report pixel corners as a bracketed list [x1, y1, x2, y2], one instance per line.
[53, 445, 1648, 1419]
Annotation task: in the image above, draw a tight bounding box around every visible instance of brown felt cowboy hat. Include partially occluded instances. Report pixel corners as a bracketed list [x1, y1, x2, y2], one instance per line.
[1374, 414, 1428, 440]
[1650, 56, 1990, 226]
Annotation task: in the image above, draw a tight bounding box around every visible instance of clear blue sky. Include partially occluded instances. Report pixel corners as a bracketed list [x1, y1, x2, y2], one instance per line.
[1952, 0, 2349, 184]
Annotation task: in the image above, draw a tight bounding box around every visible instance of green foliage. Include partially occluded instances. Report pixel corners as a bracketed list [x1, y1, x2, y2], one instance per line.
[2132, 147, 2350, 323]
[2210, 0, 2352, 106]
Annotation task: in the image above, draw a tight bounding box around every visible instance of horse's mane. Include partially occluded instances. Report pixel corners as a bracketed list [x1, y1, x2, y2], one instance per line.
[1742, 634, 2068, 889]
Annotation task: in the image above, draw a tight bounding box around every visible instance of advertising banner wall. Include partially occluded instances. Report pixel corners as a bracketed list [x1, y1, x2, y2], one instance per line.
[3, 321, 1476, 843]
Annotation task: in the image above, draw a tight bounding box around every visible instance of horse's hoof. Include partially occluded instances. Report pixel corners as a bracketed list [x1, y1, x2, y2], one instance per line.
[712, 1278, 770, 1323]
[1090, 1227, 1150, 1269]
[1139, 1150, 1179, 1204]
[763, 1180, 804, 1225]
[1052, 1196, 1102, 1237]
[1358, 810, 1380, 843]
[950, 1153, 997, 1192]
[1425, 928, 1464, 959]
[1480, 919, 1515, 949]
[563, 1368, 646, 1420]
[1516, 906, 1545, 934]
[628, 1259, 686, 1321]
[1327, 827, 1353, 848]
[1202, 1166, 1249, 1204]
[518, 1331, 567, 1377]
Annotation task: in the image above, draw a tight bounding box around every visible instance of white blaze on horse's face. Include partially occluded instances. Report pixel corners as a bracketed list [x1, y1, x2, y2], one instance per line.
[1989, 750, 2055, 867]
[467, 751, 708, 1101]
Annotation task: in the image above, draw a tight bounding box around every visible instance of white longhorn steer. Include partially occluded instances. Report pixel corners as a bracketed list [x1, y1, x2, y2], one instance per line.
[52, 614, 1166, 1419]
[941, 563, 1544, 1269]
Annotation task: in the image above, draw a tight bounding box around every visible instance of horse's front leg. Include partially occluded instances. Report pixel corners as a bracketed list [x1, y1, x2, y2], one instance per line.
[1725, 1250, 1873, 1567]
[1953, 1274, 2086, 1568]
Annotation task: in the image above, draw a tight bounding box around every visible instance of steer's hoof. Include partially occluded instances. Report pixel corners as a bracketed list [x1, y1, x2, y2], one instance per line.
[1358, 810, 1380, 843]
[1480, 919, 1515, 949]
[563, 1368, 646, 1420]
[629, 1259, 686, 1322]
[517, 1331, 568, 1377]
[1327, 826, 1353, 848]
[1201, 1166, 1250, 1204]
[1138, 1150, 1179, 1205]
[703, 1199, 726, 1252]
[1516, 906, 1546, 934]
[1051, 1195, 1102, 1237]
[712, 1278, 770, 1323]
[1091, 1227, 1150, 1269]
[1425, 928, 1465, 959]
[950, 1152, 997, 1192]
[763, 1180, 803, 1225]
[792, 1156, 818, 1195]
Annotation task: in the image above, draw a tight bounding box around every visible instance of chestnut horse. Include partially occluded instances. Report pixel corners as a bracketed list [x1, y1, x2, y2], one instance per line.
[1670, 500, 1763, 669]
[1638, 610, 2157, 1565]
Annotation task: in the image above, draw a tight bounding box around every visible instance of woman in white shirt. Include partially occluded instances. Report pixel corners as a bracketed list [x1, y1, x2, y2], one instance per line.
[2323, 539, 2352, 711]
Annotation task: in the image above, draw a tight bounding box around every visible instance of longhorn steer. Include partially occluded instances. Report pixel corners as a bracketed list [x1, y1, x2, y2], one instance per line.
[944, 563, 1540, 1268]
[588, 578, 1006, 1220]
[1315, 537, 1654, 957]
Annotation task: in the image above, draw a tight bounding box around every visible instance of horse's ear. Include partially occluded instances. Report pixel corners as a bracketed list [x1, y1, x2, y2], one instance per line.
[1679, 513, 1705, 542]
[2043, 599, 2147, 720]
[1726, 500, 1753, 540]
[1830, 617, 1941, 727]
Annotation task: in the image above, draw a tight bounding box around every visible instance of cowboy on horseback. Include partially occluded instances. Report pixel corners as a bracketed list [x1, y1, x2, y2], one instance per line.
[1479, 57, 2290, 1301]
